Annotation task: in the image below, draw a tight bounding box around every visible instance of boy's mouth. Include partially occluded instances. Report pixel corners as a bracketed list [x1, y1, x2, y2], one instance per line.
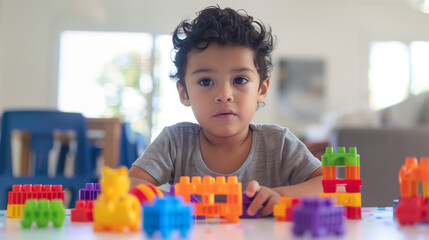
[214, 109, 237, 117]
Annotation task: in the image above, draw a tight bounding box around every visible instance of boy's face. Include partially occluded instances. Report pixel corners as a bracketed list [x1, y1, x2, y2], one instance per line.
[177, 43, 269, 139]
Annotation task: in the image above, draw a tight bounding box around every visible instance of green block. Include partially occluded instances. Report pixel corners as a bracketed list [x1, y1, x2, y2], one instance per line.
[50, 200, 65, 228]
[35, 200, 51, 228]
[322, 147, 360, 166]
[21, 200, 37, 229]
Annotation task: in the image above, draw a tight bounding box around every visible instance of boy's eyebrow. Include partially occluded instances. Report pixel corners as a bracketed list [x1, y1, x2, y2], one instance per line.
[191, 68, 211, 75]
[191, 67, 256, 75]
[233, 67, 256, 74]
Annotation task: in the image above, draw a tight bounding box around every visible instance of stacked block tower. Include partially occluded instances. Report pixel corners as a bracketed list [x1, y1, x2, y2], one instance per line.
[7, 184, 65, 218]
[175, 176, 242, 223]
[395, 157, 429, 225]
[320, 147, 362, 219]
[71, 183, 101, 222]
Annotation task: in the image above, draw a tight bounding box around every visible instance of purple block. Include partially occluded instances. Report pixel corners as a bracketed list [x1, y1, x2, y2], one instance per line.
[292, 198, 345, 238]
[169, 185, 200, 203]
[79, 183, 101, 200]
[241, 193, 259, 218]
[170, 185, 204, 219]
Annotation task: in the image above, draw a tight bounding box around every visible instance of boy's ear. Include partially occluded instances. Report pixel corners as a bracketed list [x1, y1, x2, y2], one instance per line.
[257, 78, 270, 103]
[176, 82, 191, 106]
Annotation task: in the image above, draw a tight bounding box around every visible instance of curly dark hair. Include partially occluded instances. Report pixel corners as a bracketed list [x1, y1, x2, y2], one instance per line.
[170, 6, 274, 89]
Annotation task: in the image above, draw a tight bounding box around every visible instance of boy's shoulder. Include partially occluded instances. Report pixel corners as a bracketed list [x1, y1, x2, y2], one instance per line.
[250, 122, 290, 134]
[164, 122, 201, 135]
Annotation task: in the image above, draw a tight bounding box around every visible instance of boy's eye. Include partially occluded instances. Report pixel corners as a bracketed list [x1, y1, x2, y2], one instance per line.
[234, 77, 248, 85]
[199, 78, 213, 86]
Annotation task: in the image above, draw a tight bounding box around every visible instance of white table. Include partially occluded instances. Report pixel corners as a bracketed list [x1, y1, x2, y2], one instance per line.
[0, 207, 428, 240]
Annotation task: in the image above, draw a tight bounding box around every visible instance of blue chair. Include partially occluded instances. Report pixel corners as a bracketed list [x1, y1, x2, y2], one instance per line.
[0, 110, 96, 209]
[119, 122, 147, 168]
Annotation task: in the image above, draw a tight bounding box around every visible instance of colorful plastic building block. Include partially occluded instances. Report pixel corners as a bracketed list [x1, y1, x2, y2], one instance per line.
[292, 198, 345, 237]
[399, 157, 420, 198]
[322, 147, 360, 167]
[175, 176, 242, 223]
[421, 157, 429, 198]
[320, 147, 362, 220]
[395, 196, 423, 225]
[8, 184, 65, 205]
[322, 179, 362, 193]
[320, 193, 361, 207]
[7, 184, 65, 218]
[241, 193, 259, 218]
[345, 206, 362, 220]
[93, 166, 141, 232]
[79, 183, 101, 201]
[169, 185, 200, 203]
[143, 196, 194, 238]
[396, 157, 429, 225]
[129, 184, 164, 204]
[273, 197, 301, 221]
[71, 200, 95, 222]
[320, 192, 362, 220]
[7, 204, 25, 218]
[21, 199, 65, 228]
[322, 147, 361, 184]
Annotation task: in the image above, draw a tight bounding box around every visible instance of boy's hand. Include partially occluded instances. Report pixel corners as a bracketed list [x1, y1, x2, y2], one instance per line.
[245, 180, 281, 217]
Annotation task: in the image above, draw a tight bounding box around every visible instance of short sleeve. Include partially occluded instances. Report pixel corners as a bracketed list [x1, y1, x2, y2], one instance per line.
[132, 128, 176, 184]
[281, 130, 322, 185]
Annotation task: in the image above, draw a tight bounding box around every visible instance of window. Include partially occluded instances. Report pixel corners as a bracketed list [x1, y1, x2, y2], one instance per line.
[58, 31, 195, 141]
[369, 41, 429, 110]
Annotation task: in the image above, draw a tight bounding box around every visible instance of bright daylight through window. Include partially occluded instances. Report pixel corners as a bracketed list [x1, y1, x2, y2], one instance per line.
[58, 31, 195, 142]
[369, 41, 429, 111]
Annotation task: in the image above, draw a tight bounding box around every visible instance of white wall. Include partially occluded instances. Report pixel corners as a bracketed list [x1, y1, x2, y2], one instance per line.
[1, 0, 429, 134]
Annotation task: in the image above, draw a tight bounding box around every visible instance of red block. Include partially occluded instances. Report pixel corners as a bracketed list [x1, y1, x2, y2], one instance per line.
[22, 184, 33, 204]
[52, 185, 65, 203]
[396, 196, 423, 225]
[71, 200, 95, 222]
[32, 184, 43, 199]
[422, 198, 429, 223]
[129, 187, 148, 204]
[7, 184, 65, 206]
[8, 185, 22, 204]
[345, 206, 361, 219]
[322, 179, 362, 193]
[42, 185, 52, 200]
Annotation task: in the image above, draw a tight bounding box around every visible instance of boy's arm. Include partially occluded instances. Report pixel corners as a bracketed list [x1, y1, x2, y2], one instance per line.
[272, 166, 323, 197]
[128, 165, 161, 187]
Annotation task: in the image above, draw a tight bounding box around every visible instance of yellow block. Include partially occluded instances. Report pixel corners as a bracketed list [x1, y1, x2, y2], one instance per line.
[423, 181, 429, 199]
[320, 192, 361, 207]
[7, 204, 25, 218]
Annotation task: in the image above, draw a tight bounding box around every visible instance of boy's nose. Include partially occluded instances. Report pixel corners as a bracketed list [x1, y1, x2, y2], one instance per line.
[215, 85, 234, 103]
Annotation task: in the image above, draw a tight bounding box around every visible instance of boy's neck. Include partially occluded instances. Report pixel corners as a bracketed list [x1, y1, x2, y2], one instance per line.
[200, 127, 251, 149]
[199, 127, 253, 174]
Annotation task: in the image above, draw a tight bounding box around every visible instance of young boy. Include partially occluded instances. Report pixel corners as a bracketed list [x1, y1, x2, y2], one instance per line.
[129, 6, 323, 217]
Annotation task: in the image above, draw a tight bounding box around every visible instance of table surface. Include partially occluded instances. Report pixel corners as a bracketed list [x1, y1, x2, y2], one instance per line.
[0, 207, 428, 240]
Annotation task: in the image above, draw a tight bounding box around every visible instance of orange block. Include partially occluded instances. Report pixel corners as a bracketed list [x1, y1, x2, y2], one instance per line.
[323, 166, 336, 180]
[420, 157, 429, 181]
[345, 166, 360, 180]
[273, 197, 301, 221]
[399, 157, 420, 198]
[175, 175, 242, 223]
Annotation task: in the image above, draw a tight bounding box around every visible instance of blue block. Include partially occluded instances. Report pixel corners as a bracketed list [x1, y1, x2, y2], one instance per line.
[143, 196, 194, 238]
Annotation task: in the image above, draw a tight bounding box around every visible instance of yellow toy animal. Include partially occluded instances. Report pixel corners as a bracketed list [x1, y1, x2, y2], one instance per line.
[93, 166, 141, 232]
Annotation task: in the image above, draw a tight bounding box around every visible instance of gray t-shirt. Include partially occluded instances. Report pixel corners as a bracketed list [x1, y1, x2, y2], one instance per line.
[132, 122, 321, 190]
